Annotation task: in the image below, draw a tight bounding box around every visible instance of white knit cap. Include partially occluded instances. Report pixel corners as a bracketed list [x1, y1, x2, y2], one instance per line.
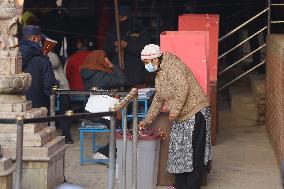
[141, 44, 162, 60]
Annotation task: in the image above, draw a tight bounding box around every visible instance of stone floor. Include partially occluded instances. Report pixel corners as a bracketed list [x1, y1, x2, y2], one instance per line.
[203, 126, 282, 189]
[62, 120, 282, 189]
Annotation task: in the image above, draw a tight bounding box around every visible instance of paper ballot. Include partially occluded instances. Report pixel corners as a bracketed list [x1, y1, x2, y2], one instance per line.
[85, 95, 119, 120]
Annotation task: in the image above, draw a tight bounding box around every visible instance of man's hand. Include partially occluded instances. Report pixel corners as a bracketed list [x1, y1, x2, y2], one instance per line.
[114, 40, 128, 48]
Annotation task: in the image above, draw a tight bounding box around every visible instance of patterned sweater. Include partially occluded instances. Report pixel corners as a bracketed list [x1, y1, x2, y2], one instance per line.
[144, 52, 209, 125]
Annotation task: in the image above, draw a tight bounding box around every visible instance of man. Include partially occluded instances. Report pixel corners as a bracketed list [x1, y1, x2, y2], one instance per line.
[19, 25, 57, 110]
[104, 6, 149, 87]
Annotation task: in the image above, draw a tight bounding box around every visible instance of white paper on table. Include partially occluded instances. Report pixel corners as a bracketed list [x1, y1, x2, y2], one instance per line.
[85, 95, 119, 120]
[138, 88, 155, 98]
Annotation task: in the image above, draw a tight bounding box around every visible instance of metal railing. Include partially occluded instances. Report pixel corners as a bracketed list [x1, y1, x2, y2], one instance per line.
[218, 44, 266, 75]
[217, 1, 284, 91]
[218, 8, 269, 42]
[0, 88, 139, 189]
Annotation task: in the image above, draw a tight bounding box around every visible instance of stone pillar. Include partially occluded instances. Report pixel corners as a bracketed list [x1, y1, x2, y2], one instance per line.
[0, 1, 67, 188]
[0, 147, 14, 189]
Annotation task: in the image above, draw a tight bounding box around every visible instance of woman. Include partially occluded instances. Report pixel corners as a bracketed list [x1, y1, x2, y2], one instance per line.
[48, 52, 73, 144]
[80, 50, 126, 90]
[80, 50, 126, 160]
[139, 44, 211, 189]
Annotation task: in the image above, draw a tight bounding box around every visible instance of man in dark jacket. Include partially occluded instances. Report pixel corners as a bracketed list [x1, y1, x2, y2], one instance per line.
[104, 6, 149, 87]
[19, 25, 57, 110]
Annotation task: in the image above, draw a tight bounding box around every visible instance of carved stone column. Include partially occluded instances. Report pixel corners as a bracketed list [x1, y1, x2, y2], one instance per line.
[0, 1, 67, 189]
[0, 147, 14, 189]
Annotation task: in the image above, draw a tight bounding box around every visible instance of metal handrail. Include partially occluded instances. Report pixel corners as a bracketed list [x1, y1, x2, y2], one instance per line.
[51, 88, 129, 96]
[271, 21, 284, 24]
[122, 107, 127, 189]
[268, 0, 271, 34]
[218, 26, 267, 59]
[132, 97, 138, 189]
[271, 3, 284, 6]
[12, 111, 116, 189]
[217, 1, 284, 91]
[219, 8, 269, 42]
[219, 60, 265, 91]
[15, 116, 23, 189]
[6, 88, 139, 189]
[218, 44, 266, 75]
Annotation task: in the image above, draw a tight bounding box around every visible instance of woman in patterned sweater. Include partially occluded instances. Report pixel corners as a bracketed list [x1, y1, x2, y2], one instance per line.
[139, 44, 212, 189]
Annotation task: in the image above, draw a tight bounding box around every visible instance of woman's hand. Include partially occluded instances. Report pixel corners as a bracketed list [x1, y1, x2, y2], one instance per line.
[104, 57, 113, 68]
[138, 120, 147, 130]
[169, 113, 177, 122]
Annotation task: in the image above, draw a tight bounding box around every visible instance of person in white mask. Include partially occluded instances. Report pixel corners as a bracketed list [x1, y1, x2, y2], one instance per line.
[139, 44, 211, 189]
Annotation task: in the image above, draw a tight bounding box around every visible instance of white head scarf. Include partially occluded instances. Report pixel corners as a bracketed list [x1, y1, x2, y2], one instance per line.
[141, 44, 162, 60]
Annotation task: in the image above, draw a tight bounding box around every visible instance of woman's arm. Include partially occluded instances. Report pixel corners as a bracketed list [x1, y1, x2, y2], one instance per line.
[143, 92, 163, 126]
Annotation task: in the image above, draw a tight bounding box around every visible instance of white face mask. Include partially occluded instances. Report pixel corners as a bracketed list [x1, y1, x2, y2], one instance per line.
[145, 62, 158, 72]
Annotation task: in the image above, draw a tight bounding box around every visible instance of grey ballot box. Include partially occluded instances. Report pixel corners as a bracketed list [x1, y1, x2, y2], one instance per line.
[116, 132, 161, 189]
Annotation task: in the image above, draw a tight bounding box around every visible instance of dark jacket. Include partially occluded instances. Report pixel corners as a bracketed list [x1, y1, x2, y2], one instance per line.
[80, 65, 126, 90]
[104, 18, 149, 86]
[20, 39, 57, 109]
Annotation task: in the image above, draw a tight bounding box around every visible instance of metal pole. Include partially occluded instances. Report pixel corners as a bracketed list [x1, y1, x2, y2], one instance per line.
[268, 0, 271, 34]
[132, 96, 138, 189]
[114, 0, 124, 70]
[50, 86, 57, 127]
[271, 3, 284, 6]
[108, 112, 116, 189]
[271, 20, 284, 24]
[122, 107, 128, 189]
[15, 115, 24, 189]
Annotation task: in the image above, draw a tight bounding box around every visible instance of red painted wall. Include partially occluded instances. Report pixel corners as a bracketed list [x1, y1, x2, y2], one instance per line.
[178, 14, 219, 82]
[160, 31, 209, 95]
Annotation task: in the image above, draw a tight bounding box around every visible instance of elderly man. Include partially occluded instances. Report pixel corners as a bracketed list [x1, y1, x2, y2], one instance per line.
[139, 44, 211, 189]
[19, 25, 57, 110]
[104, 6, 149, 87]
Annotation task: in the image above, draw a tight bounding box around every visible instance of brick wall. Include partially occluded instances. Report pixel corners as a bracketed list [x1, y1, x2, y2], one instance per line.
[266, 34, 284, 163]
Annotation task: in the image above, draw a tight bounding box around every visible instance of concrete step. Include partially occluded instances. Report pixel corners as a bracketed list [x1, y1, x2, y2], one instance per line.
[248, 73, 265, 98]
[0, 126, 57, 147]
[223, 75, 266, 127]
[224, 73, 266, 127]
[0, 122, 48, 134]
[0, 158, 12, 172]
[230, 92, 258, 121]
[2, 136, 65, 158]
[219, 110, 257, 128]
